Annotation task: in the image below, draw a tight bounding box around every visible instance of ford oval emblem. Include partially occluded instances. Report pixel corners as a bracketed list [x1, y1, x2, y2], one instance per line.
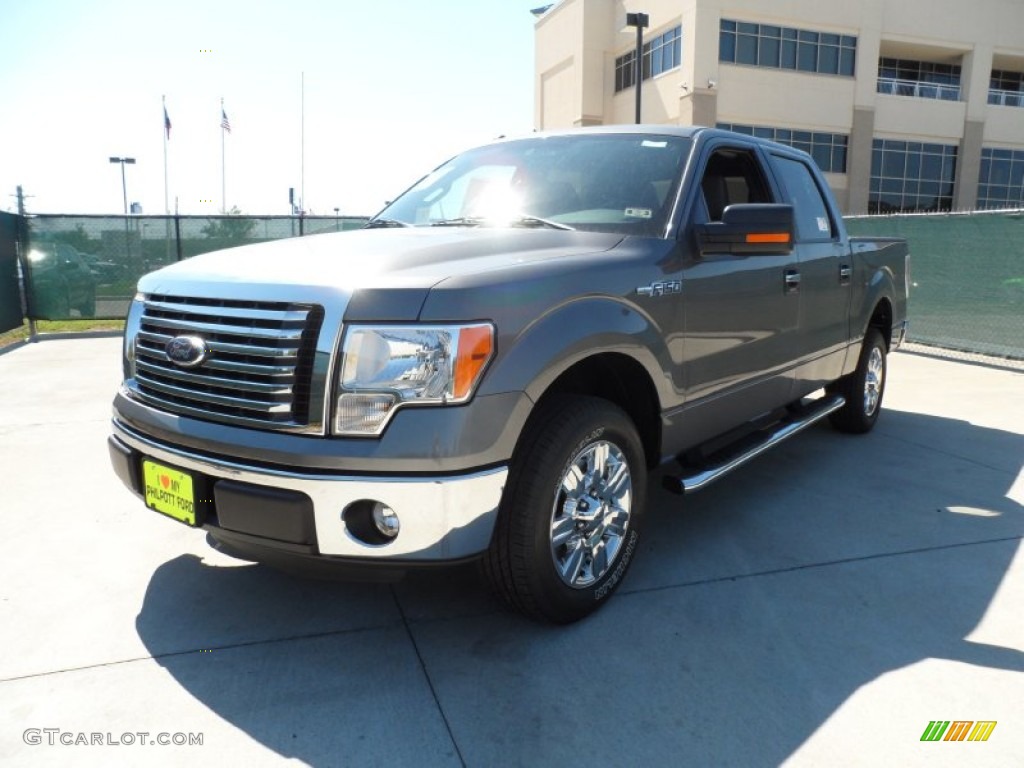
[165, 335, 209, 368]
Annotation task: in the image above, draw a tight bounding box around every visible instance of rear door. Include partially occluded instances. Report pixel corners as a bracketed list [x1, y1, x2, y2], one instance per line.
[767, 152, 850, 391]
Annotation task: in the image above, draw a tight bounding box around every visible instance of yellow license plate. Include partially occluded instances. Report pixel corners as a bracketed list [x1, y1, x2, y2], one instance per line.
[143, 460, 197, 526]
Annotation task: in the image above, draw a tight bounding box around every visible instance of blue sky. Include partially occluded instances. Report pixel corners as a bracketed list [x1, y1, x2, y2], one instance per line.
[0, 0, 541, 216]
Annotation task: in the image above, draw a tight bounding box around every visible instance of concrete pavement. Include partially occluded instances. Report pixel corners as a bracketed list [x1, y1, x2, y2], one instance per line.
[0, 338, 1021, 767]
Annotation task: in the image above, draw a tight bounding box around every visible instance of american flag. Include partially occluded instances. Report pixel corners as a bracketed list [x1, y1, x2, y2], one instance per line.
[220, 108, 231, 133]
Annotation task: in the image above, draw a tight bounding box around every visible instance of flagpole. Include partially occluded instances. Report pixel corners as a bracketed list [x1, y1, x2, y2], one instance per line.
[162, 95, 169, 215]
[301, 71, 305, 215]
[221, 97, 226, 214]
[163, 95, 171, 262]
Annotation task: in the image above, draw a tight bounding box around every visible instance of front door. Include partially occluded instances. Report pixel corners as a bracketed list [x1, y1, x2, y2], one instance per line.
[676, 144, 800, 447]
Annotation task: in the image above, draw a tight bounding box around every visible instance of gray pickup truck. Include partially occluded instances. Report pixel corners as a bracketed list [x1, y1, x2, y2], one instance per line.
[109, 126, 908, 623]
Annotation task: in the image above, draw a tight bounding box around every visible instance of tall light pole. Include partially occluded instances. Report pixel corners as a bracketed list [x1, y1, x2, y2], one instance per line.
[626, 12, 649, 124]
[108, 156, 136, 215]
[109, 156, 136, 264]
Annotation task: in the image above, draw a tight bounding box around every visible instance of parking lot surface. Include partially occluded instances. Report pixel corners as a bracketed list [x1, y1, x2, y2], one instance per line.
[1, 337, 1021, 767]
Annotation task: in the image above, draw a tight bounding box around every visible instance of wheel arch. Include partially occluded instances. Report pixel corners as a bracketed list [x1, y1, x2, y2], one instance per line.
[527, 352, 662, 470]
[868, 297, 893, 350]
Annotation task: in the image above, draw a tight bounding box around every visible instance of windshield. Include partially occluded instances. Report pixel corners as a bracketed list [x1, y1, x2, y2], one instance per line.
[374, 134, 692, 236]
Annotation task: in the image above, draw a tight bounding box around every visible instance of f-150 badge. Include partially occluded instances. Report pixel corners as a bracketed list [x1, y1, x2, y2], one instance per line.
[636, 280, 682, 297]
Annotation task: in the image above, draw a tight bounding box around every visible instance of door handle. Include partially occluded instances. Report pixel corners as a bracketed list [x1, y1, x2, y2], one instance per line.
[784, 269, 801, 293]
[839, 264, 852, 284]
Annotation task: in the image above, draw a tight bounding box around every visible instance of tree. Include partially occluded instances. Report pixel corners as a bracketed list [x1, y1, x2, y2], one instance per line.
[200, 206, 257, 240]
[58, 223, 97, 254]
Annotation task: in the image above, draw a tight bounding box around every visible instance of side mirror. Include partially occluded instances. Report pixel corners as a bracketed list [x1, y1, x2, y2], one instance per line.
[696, 203, 794, 255]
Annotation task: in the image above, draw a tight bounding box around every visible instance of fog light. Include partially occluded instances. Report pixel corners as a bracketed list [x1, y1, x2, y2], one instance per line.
[372, 503, 400, 538]
[342, 499, 400, 546]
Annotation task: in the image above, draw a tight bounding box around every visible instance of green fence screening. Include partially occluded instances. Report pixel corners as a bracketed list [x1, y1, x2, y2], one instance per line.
[23, 215, 368, 321]
[845, 210, 1023, 360]
[16, 211, 1024, 361]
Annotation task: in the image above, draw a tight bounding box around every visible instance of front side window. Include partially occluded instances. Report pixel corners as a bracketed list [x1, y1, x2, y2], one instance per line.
[698, 148, 773, 222]
[376, 135, 693, 236]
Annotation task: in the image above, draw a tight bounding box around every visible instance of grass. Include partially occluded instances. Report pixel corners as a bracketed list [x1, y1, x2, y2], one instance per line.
[0, 319, 125, 349]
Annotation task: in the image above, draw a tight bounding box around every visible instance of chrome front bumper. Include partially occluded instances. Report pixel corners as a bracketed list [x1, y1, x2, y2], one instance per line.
[111, 419, 507, 562]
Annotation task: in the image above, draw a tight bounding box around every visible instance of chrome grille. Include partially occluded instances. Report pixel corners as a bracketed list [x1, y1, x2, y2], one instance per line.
[132, 294, 324, 431]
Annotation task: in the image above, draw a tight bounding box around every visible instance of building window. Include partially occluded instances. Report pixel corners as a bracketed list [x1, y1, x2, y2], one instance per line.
[978, 148, 1024, 209]
[719, 20, 856, 77]
[989, 69, 1024, 108]
[614, 25, 682, 93]
[877, 58, 961, 101]
[869, 139, 957, 214]
[717, 123, 848, 173]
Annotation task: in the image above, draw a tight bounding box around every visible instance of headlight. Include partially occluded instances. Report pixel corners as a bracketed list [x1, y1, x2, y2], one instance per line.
[123, 293, 146, 381]
[333, 323, 494, 435]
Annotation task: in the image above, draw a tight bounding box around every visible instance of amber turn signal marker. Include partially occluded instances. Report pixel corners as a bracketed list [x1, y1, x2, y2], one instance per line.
[746, 232, 791, 244]
[454, 325, 494, 399]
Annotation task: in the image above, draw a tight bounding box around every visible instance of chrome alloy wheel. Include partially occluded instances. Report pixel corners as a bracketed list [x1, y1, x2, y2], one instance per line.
[550, 440, 633, 589]
[864, 346, 884, 416]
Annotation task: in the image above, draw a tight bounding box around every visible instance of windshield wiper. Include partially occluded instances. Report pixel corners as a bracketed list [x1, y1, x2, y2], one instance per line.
[429, 216, 484, 228]
[512, 214, 575, 231]
[429, 215, 575, 231]
[364, 218, 410, 229]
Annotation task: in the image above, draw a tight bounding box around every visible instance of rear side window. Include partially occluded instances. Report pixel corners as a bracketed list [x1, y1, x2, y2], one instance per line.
[771, 155, 834, 241]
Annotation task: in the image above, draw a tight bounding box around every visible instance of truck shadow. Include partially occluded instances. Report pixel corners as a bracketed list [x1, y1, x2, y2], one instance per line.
[135, 408, 1023, 765]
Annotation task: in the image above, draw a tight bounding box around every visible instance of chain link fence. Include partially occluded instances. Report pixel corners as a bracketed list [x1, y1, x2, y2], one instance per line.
[845, 209, 1023, 361]
[11, 210, 1024, 361]
[21, 214, 368, 321]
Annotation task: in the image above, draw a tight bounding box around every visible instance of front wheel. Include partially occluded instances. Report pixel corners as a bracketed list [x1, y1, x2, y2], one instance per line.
[482, 395, 646, 623]
[827, 327, 888, 434]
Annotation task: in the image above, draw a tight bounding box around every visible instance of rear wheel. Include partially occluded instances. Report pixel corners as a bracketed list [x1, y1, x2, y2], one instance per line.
[827, 327, 887, 434]
[76, 289, 96, 318]
[482, 395, 646, 623]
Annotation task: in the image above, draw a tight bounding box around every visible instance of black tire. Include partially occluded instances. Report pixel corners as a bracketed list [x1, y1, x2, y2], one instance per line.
[482, 395, 646, 623]
[827, 327, 887, 434]
[77, 289, 96, 318]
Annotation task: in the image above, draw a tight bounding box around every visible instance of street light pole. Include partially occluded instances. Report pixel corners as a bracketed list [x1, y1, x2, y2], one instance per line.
[109, 156, 136, 265]
[626, 12, 649, 124]
[109, 156, 136, 215]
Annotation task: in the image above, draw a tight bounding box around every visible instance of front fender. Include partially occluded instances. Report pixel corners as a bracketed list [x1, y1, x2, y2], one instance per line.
[479, 296, 674, 407]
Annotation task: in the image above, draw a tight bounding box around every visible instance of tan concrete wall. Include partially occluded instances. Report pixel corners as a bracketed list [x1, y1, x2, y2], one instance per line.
[716, 69, 856, 132]
[984, 106, 1024, 146]
[873, 95, 966, 141]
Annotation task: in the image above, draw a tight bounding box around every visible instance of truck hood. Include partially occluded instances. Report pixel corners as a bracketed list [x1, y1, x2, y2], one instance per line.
[142, 228, 622, 291]
[137, 227, 622, 321]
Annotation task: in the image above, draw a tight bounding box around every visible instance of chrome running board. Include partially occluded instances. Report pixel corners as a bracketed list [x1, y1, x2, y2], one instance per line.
[664, 394, 846, 494]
